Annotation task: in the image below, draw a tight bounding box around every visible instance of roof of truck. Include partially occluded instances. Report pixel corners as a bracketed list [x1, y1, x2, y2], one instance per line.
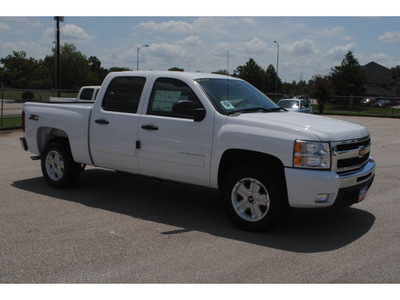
[105, 70, 240, 81]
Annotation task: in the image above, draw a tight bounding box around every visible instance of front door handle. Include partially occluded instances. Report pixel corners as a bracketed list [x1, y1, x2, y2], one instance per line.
[141, 124, 159, 131]
[95, 119, 109, 124]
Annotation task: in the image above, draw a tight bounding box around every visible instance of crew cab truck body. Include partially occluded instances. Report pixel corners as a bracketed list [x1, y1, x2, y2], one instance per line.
[49, 86, 101, 102]
[20, 71, 375, 231]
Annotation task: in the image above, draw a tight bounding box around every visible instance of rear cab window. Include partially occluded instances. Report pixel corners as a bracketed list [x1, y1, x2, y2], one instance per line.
[80, 88, 94, 100]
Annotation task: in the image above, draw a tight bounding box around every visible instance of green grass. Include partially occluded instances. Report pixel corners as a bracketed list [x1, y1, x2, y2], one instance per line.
[2, 90, 78, 102]
[312, 104, 400, 118]
[0, 116, 22, 129]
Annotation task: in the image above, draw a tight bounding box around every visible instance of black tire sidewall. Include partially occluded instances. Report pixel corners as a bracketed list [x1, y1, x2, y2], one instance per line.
[222, 165, 283, 232]
[41, 140, 80, 189]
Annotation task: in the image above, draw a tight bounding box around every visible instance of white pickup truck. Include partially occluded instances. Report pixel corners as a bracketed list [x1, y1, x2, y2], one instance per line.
[49, 86, 101, 102]
[20, 71, 375, 231]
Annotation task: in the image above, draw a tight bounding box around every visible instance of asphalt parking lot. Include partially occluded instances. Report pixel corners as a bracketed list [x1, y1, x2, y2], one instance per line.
[0, 115, 399, 283]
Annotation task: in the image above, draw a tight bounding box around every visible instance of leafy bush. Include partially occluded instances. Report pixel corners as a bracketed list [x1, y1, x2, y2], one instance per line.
[21, 90, 34, 101]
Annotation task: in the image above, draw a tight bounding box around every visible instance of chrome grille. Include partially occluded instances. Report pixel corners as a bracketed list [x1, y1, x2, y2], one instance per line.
[331, 136, 371, 173]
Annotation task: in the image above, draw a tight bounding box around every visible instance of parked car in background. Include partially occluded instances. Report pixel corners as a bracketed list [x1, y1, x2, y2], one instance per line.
[49, 86, 101, 102]
[373, 99, 391, 108]
[277, 99, 313, 113]
[359, 97, 377, 107]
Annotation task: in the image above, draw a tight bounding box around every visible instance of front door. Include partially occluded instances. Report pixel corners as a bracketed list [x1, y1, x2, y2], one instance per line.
[137, 77, 214, 186]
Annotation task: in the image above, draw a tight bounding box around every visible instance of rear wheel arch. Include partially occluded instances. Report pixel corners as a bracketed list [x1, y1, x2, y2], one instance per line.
[41, 139, 81, 189]
[37, 127, 69, 156]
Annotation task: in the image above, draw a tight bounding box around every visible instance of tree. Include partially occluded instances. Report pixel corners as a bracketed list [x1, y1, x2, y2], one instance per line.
[109, 67, 131, 72]
[330, 51, 366, 96]
[235, 58, 266, 91]
[212, 69, 229, 75]
[43, 43, 90, 90]
[168, 67, 184, 72]
[87, 56, 108, 85]
[265, 64, 282, 94]
[0, 51, 46, 88]
[309, 74, 333, 113]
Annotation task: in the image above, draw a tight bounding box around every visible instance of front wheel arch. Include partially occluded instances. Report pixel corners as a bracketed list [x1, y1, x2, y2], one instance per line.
[222, 164, 285, 231]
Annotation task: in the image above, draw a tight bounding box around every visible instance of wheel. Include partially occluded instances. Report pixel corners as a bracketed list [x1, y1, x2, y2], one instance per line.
[41, 140, 81, 189]
[222, 165, 284, 232]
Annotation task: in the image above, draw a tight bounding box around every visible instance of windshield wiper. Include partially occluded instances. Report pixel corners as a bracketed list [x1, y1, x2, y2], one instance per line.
[227, 107, 285, 115]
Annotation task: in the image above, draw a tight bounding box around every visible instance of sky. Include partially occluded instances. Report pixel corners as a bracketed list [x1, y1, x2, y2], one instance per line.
[1, 1, 400, 83]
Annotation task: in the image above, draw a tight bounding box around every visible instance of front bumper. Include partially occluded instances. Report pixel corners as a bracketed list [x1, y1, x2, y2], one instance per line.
[285, 158, 375, 208]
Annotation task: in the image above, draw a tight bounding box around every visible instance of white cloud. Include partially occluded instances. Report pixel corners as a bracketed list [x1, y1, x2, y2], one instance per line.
[243, 38, 269, 54]
[177, 36, 203, 47]
[378, 31, 400, 43]
[134, 20, 197, 34]
[134, 18, 232, 37]
[312, 26, 346, 37]
[281, 20, 310, 31]
[148, 42, 188, 58]
[242, 18, 257, 27]
[212, 38, 269, 58]
[44, 24, 94, 44]
[283, 39, 317, 56]
[324, 43, 357, 60]
[0, 22, 12, 31]
[62, 24, 94, 43]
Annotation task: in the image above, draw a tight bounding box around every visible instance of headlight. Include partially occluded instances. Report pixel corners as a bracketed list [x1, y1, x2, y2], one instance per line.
[293, 140, 331, 169]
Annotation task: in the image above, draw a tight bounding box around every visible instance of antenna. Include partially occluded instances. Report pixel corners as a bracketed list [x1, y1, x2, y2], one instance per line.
[226, 50, 229, 101]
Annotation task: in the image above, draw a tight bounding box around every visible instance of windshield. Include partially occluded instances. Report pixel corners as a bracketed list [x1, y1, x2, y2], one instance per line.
[196, 78, 280, 115]
[277, 100, 300, 108]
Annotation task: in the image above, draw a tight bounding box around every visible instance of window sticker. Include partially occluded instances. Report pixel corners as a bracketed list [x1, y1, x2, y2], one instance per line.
[153, 90, 182, 111]
[220, 100, 235, 110]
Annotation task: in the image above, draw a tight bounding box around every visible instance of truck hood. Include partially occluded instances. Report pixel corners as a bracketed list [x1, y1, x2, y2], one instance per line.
[231, 112, 369, 141]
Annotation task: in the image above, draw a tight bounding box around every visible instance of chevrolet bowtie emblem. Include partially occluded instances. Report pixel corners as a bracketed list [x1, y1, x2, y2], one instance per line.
[358, 146, 366, 158]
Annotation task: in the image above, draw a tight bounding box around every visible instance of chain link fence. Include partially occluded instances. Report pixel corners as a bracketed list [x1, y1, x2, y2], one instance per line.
[267, 93, 400, 118]
[1, 87, 78, 129]
[1, 88, 400, 130]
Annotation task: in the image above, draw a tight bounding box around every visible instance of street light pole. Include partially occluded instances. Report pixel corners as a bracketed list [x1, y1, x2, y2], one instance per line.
[54, 17, 64, 97]
[274, 40, 279, 100]
[137, 45, 149, 71]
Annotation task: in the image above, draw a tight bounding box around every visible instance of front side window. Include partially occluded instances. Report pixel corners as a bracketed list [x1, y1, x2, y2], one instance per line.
[102, 77, 146, 113]
[147, 78, 203, 118]
[301, 100, 310, 108]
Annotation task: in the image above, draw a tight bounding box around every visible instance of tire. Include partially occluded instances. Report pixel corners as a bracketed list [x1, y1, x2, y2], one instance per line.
[41, 140, 81, 189]
[222, 165, 284, 232]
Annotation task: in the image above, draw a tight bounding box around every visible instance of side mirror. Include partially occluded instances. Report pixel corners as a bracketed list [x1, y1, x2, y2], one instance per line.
[172, 100, 206, 122]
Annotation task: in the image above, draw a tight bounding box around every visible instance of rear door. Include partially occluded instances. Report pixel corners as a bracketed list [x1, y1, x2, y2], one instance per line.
[137, 77, 214, 186]
[89, 76, 147, 173]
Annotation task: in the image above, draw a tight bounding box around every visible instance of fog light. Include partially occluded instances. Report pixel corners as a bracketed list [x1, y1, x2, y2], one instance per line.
[315, 193, 329, 203]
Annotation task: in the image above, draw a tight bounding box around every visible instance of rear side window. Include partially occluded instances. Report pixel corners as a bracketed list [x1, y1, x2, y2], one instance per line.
[147, 77, 202, 117]
[102, 77, 146, 113]
[80, 88, 94, 100]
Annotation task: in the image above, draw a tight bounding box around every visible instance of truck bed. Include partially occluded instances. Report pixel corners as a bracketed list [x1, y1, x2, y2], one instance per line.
[23, 101, 95, 165]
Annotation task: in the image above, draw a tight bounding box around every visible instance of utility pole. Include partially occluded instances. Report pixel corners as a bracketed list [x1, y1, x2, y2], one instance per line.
[54, 17, 64, 97]
[274, 41, 280, 101]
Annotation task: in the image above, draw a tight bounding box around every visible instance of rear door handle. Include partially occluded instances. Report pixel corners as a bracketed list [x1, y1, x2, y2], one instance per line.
[95, 119, 109, 124]
[141, 124, 159, 131]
